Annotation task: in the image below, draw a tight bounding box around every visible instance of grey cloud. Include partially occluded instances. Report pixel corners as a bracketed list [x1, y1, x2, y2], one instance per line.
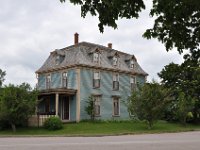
[0, 0, 184, 87]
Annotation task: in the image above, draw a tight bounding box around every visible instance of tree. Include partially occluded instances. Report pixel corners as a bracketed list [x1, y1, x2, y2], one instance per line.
[61, 0, 200, 54]
[0, 69, 6, 87]
[176, 92, 194, 126]
[158, 51, 200, 123]
[84, 95, 95, 121]
[61, 0, 145, 33]
[144, 0, 200, 53]
[0, 83, 37, 132]
[127, 81, 171, 129]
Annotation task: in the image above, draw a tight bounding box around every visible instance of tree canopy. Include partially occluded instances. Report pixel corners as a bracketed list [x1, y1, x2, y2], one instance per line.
[60, 0, 200, 54]
[144, 0, 200, 53]
[0, 69, 6, 87]
[0, 83, 37, 132]
[127, 81, 171, 129]
[61, 0, 145, 33]
[158, 51, 200, 123]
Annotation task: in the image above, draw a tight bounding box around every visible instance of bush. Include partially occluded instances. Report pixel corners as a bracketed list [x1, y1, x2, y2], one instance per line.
[43, 117, 63, 130]
[0, 120, 10, 130]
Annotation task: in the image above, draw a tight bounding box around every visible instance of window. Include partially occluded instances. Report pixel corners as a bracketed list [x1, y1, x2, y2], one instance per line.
[93, 71, 100, 88]
[113, 73, 119, 90]
[56, 55, 60, 65]
[93, 96, 101, 116]
[46, 74, 51, 89]
[130, 60, 134, 69]
[113, 56, 118, 66]
[93, 52, 100, 64]
[62, 72, 67, 88]
[113, 97, 120, 116]
[130, 76, 136, 91]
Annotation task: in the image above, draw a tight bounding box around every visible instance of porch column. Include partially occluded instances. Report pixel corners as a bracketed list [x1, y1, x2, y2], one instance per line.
[55, 93, 59, 116]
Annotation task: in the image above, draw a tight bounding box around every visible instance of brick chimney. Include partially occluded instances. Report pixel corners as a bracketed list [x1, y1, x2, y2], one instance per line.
[108, 43, 112, 49]
[74, 33, 79, 45]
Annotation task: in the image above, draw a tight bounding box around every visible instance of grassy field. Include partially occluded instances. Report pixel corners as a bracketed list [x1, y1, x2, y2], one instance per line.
[0, 121, 200, 136]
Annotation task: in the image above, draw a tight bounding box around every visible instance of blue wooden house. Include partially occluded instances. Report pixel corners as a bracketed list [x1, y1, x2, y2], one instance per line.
[35, 33, 148, 123]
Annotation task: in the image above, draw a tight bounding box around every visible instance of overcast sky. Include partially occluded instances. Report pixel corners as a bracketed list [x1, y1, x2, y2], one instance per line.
[0, 0, 184, 88]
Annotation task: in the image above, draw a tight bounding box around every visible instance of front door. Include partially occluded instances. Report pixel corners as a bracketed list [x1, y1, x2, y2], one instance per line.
[61, 96, 70, 120]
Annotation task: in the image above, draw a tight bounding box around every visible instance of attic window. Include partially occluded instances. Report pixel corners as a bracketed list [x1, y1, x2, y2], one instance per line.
[56, 55, 60, 65]
[55, 55, 64, 65]
[113, 56, 118, 66]
[93, 52, 100, 64]
[130, 60, 134, 69]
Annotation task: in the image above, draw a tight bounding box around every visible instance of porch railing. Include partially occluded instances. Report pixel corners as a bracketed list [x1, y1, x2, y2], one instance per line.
[28, 114, 56, 127]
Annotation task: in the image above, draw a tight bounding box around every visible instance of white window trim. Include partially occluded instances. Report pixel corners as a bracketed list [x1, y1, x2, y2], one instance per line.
[113, 73, 119, 90]
[55, 55, 60, 65]
[113, 56, 118, 66]
[93, 52, 101, 64]
[46, 74, 51, 89]
[113, 73, 119, 81]
[62, 71, 68, 88]
[130, 76, 136, 84]
[130, 60, 134, 69]
[93, 96, 101, 117]
[93, 70, 101, 88]
[112, 97, 120, 116]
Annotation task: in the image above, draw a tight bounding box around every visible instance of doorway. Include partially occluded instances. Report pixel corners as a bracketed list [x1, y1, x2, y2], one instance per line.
[60, 96, 70, 121]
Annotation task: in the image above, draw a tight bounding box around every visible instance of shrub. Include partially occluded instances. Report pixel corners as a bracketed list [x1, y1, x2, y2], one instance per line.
[43, 117, 63, 130]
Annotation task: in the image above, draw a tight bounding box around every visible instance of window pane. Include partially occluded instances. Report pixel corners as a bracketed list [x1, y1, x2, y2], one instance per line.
[94, 96, 100, 116]
[113, 98, 119, 116]
[113, 74, 119, 81]
[93, 53, 99, 63]
[93, 79, 100, 88]
[113, 56, 118, 66]
[130, 60, 134, 68]
[130, 77, 135, 83]
[94, 72, 100, 79]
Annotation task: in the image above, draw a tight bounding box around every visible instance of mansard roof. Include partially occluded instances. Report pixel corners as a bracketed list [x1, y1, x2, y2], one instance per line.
[36, 41, 148, 76]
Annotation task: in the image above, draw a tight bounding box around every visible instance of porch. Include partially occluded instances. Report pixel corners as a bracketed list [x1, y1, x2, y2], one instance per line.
[29, 88, 77, 127]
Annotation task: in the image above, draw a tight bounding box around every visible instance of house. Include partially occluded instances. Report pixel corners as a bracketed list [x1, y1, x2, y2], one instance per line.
[35, 33, 148, 124]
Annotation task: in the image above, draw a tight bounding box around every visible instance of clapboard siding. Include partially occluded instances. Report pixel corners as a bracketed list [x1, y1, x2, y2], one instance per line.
[79, 68, 144, 120]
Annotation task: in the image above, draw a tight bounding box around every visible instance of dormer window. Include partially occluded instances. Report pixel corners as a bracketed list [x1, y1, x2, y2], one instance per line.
[130, 60, 134, 69]
[62, 72, 67, 88]
[113, 56, 118, 66]
[56, 55, 60, 65]
[93, 52, 100, 64]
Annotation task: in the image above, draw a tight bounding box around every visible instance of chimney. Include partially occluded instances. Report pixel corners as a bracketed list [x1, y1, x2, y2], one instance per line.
[108, 43, 112, 49]
[74, 33, 79, 45]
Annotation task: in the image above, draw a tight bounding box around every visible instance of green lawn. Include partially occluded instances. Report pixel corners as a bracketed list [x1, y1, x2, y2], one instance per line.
[0, 121, 200, 136]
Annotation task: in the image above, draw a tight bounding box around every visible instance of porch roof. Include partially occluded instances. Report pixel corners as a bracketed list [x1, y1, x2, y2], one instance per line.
[39, 88, 77, 95]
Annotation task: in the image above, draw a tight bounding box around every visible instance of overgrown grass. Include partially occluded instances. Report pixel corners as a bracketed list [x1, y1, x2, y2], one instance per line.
[0, 120, 199, 136]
